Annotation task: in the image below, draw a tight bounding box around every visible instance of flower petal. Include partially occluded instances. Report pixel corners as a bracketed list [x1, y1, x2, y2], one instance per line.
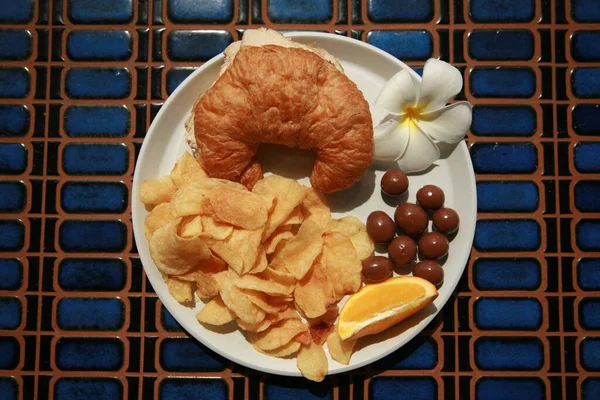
[373, 119, 410, 161]
[418, 59, 463, 112]
[396, 123, 440, 173]
[375, 70, 418, 114]
[416, 102, 472, 144]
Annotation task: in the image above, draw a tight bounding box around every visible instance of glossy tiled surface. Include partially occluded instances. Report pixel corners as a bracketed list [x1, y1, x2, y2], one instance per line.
[0, 0, 599, 399]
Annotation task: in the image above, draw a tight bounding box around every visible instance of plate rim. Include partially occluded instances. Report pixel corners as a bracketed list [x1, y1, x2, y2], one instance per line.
[132, 31, 477, 377]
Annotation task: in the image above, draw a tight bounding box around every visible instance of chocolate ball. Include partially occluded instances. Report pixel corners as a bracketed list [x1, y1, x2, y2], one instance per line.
[381, 170, 409, 197]
[416, 185, 445, 210]
[361, 256, 393, 283]
[418, 232, 449, 260]
[433, 207, 460, 234]
[394, 203, 428, 238]
[366, 211, 396, 243]
[413, 260, 444, 287]
[388, 235, 417, 266]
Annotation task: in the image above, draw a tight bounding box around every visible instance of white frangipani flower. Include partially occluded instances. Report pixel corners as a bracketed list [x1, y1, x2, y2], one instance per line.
[371, 58, 472, 173]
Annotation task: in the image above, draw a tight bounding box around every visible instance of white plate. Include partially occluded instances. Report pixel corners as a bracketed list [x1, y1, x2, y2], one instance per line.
[132, 32, 476, 377]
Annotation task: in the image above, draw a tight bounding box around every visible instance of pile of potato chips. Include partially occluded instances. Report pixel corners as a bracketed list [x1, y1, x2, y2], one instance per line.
[140, 152, 375, 381]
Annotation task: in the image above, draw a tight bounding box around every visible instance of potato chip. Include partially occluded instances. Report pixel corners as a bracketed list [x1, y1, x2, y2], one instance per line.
[170, 152, 207, 188]
[326, 328, 356, 365]
[241, 289, 284, 314]
[308, 306, 339, 327]
[140, 175, 177, 209]
[235, 274, 294, 296]
[252, 175, 308, 240]
[144, 202, 175, 239]
[247, 249, 268, 274]
[198, 253, 228, 274]
[195, 271, 220, 298]
[294, 331, 312, 345]
[263, 225, 295, 255]
[297, 342, 328, 382]
[260, 267, 296, 287]
[248, 318, 308, 351]
[282, 206, 304, 225]
[326, 216, 374, 260]
[214, 271, 266, 325]
[258, 341, 302, 358]
[180, 215, 203, 238]
[208, 186, 273, 230]
[176, 255, 226, 297]
[301, 188, 331, 228]
[166, 276, 193, 303]
[309, 323, 335, 346]
[270, 220, 324, 280]
[294, 257, 336, 318]
[322, 232, 362, 299]
[209, 228, 262, 275]
[149, 219, 211, 275]
[199, 216, 233, 241]
[196, 296, 236, 326]
[170, 181, 213, 217]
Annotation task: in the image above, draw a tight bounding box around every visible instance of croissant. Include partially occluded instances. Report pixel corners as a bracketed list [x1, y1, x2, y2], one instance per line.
[186, 29, 373, 193]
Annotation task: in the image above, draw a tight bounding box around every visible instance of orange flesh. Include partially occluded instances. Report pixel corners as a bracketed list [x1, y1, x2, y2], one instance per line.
[341, 283, 426, 322]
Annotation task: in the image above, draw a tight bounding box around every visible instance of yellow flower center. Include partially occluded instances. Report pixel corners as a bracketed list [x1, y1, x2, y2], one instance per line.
[404, 106, 421, 120]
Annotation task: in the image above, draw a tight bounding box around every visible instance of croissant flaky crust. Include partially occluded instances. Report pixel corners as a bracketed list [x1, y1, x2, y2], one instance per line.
[191, 40, 374, 193]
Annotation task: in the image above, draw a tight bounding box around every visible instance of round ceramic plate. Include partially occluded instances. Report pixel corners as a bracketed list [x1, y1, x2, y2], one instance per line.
[132, 32, 477, 376]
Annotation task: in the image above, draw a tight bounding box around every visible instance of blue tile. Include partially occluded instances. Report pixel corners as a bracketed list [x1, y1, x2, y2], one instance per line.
[57, 298, 124, 331]
[56, 338, 124, 371]
[0, 259, 23, 290]
[470, 67, 536, 98]
[575, 142, 600, 173]
[160, 378, 228, 400]
[366, 31, 433, 61]
[469, 0, 535, 22]
[477, 181, 538, 212]
[68, 0, 133, 24]
[573, 104, 600, 136]
[474, 337, 543, 370]
[0, 67, 30, 98]
[167, 0, 233, 23]
[62, 143, 129, 175]
[65, 68, 131, 99]
[0, 220, 25, 252]
[577, 219, 600, 251]
[55, 378, 123, 400]
[471, 143, 537, 174]
[0, 181, 26, 213]
[572, 68, 600, 99]
[572, 31, 600, 62]
[64, 105, 129, 138]
[0, 30, 32, 60]
[475, 219, 540, 252]
[473, 258, 541, 290]
[0, 377, 17, 400]
[0, 105, 29, 137]
[578, 258, 600, 291]
[61, 182, 128, 213]
[58, 258, 126, 291]
[160, 338, 227, 371]
[0, 297, 21, 330]
[582, 338, 600, 371]
[0, 143, 27, 175]
[368, 0, 433, 22]
[469, 30, 534, 60]
[264, 376, 332, 400]
[166, 67, 196, 95]
[0, 337, 19, 369]
[575, 181, 600, 212]
[474, 298, 542, 330]
[472, 105, 536, 137]
[475, 377, 545, 400]
[167, 30, 233, 62]
[583, 378, 600, 400]
[580, 298, 600, 330]
[268, 0, 333, 23]
[0, 0, 33, 23]
[373, 337, 437, 370]
[67, 30, 132, 61]
[369, 377, 437, 400]
[59, 220, 127, 253]
[161, 306, 183, 332]
[572, 0, 600, 22]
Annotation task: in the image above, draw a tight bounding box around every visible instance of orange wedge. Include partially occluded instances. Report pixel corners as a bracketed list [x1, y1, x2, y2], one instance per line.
[338, 276, 438, 341]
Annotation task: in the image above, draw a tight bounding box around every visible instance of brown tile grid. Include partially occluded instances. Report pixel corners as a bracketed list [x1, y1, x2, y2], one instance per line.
[2, 0, 600, 399]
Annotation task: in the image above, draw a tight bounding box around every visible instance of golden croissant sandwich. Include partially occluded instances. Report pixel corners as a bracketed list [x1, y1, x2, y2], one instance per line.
[185, 28, 373, 193]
